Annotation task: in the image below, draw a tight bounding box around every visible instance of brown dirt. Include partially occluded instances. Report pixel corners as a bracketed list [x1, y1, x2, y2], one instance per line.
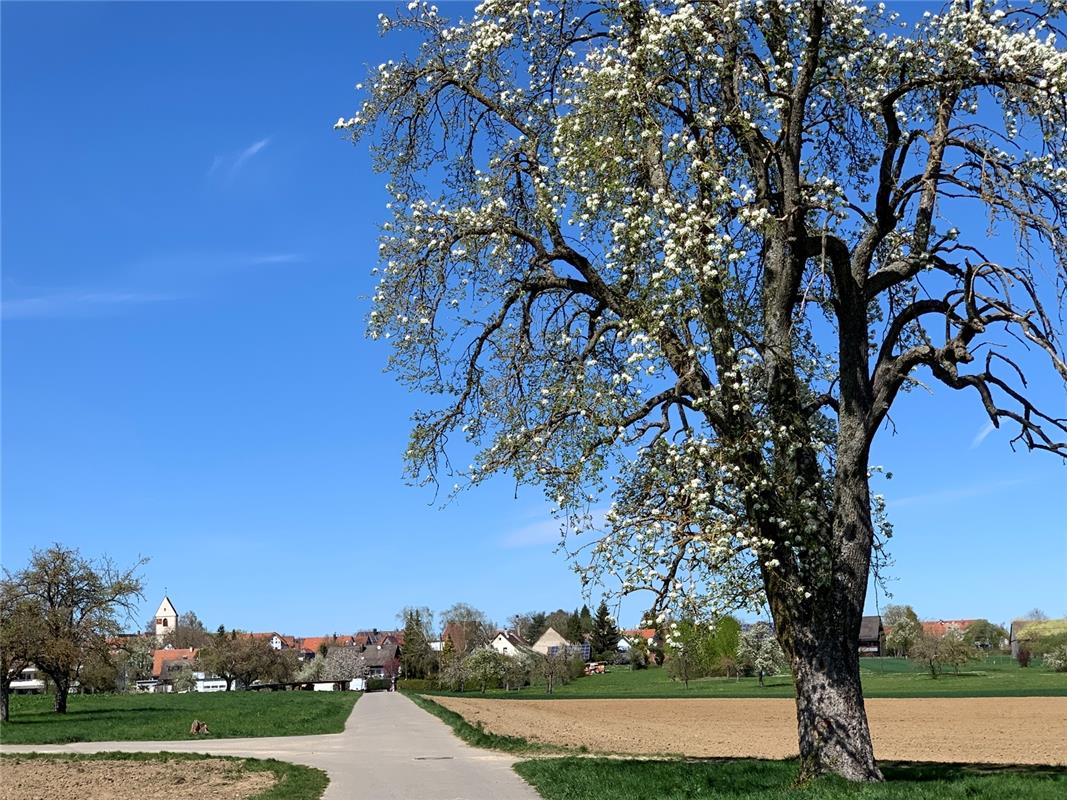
[0, 757, 276, 800]
[435, 696, 1067, 765]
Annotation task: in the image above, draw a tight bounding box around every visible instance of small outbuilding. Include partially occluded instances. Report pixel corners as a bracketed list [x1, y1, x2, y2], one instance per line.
[858, 616, 885, 657]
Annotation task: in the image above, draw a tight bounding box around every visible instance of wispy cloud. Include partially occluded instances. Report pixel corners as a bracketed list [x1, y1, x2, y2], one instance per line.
[128, 251, 306, 283]
[970, 421, 997, 449]
[3, 251, 305, 321]
[208, 137, 271, 181]
[500, 518, 565, 549]
[231, 138, 269, 173]
[1, 290, 176, 320]
[888, 478, 1027, 509]
[246, 253, 304, 266]
[499, 507, 609, 549]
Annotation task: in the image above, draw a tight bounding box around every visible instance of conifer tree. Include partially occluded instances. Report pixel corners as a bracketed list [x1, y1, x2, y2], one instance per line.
[591, 600, 620, 659]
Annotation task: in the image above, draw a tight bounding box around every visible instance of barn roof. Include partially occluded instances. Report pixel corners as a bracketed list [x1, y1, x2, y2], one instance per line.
[858, 616, 883, 641]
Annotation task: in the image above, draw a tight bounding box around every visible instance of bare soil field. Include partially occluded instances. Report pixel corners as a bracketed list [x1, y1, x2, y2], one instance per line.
[435, 696, 1067, 765]
[0, 757, 276, 800]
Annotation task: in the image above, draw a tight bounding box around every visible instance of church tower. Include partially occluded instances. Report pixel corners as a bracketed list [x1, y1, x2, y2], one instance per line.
[155, 596, 178, 641]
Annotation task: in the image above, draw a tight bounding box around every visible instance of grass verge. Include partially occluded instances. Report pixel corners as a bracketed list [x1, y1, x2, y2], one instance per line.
[1, 691, 359, 744]
[403, 692, 568, 754]
[0, 751, 329, 800]
[513, 757, 1067, 799]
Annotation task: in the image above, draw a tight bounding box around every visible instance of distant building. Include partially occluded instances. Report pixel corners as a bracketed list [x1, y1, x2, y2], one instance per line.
[858, 616, 885, 657]
[531, 627, 571, 655]
[299, 635, 355, 661]
[10, 666, 45, 694]
[247, 632, 294, 651]
[921, 619, 977, 638]
[490, 630, 531, 657]
[154, 596, 178, 642]
[1010, 618, 1067, 657]
[621, 628, 658, 649]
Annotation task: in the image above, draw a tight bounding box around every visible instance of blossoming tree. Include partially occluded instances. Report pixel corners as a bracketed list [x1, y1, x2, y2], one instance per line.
[339, 0, 1067, 781]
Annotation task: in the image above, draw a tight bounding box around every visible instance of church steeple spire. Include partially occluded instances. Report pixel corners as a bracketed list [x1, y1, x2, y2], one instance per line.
[154, 595, 178, 641]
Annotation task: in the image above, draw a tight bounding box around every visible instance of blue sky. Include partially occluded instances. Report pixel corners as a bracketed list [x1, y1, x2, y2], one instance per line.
[2, 2, 1064, 637]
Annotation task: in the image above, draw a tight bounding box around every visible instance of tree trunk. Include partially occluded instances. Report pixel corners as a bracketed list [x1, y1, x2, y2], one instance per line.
[790, 631, 882, 782]
[53, 680, 70, 714]
[1, 681, 9, 722]
[763, 414, 883, 782]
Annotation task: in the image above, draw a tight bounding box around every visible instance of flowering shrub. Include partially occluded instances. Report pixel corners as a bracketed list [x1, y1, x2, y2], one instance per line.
[1042, 645, 1067, 673]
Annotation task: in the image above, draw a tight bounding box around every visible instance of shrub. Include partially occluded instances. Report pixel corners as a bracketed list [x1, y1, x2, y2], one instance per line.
[465, 648, 506, 692]
[397, 678, 434, 691]
[568, 656, 586, 681]
[366, 678, 391, 692]
[1042, 644, 1067, 672]
[1017, 648, 1032, 668]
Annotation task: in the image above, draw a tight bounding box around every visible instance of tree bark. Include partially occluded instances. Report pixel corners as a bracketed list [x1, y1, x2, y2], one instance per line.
[1, 681, 9, 722]
[764, 413, 884, 782]
[53, 679, 69, 714]
[790, 626, 882, 781]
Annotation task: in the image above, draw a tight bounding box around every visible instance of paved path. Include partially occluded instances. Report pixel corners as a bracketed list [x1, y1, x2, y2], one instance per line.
[1, 692, 542, 799]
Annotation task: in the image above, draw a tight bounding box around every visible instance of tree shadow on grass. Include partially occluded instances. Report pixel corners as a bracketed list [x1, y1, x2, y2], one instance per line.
[4, 706, 176, 724]
[881, 761, 1067, 781]
[515, 757, 1067, 800]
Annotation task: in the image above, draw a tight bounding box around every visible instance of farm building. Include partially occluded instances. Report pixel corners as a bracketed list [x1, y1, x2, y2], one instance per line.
[858, 616, 885, 657]
[1010, 618, 1067, 657]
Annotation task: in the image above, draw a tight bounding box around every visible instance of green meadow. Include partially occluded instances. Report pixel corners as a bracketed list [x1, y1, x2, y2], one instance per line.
[429, 656, 1067, 700]
[0, 690, 358, 745]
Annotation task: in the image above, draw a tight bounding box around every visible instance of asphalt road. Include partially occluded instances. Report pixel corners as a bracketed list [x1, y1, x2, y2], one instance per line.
[1, 691, 542, 799]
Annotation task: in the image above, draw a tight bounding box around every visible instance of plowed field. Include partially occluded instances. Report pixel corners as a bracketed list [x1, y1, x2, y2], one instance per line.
[435, 696, 1067, 765]
[0, 757, 275, 800]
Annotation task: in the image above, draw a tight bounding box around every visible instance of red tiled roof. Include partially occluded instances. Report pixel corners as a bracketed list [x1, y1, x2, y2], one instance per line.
[246, 632, 297, 647]
[152, 648, 198, 678]
[921, 619, 977, 638]
[299, 635, 354, 654]
[623, 628, 657, 640]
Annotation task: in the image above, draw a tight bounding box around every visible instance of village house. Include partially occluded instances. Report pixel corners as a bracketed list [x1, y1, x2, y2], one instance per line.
[532, 627, 591, 660]
[139, 647, 216, 693]
[297, 635, 356, 661]
[9, 665, 45, 694]
[247, 632, 296, 651]
[620, 628, 658, 651]
[921, 619, 977, 638]
[489, 630, 531, 657]
[531, 626, 570, 655]
[320, 641, 402, 690]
